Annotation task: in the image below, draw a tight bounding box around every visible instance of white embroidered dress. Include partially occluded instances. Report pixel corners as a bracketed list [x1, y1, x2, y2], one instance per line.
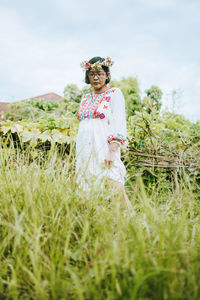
[75, 87, 127, 193]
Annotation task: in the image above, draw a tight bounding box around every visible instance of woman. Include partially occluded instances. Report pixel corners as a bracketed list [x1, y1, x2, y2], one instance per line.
[75, 56, 130, 207]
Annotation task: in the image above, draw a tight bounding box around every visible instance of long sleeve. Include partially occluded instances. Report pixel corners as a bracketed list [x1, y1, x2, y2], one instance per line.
[107, 88, 127, 146]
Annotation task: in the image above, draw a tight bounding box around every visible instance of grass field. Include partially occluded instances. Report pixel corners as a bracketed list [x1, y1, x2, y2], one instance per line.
[0, 147, 200, 300]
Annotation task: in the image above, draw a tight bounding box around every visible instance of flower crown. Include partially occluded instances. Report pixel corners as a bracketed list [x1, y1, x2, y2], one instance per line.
[80, 57, 114, 71]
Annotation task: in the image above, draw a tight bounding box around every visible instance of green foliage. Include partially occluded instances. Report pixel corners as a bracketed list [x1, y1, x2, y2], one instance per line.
[63, 84, 82, 103]
[126, 109, 200, 191]
[145, 85, 163, 102]
[127, 109, 199, 154]
[143, 85, 163, 113]
[4, 101, 46, 121]
[27, 98, 60, 111]
[110, 77, 142, 117]
[0, 116, 79, 160]
[4, 98, 65, 121]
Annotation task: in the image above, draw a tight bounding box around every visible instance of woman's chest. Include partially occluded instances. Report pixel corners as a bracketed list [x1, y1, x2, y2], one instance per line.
[78, 93, 112, 121]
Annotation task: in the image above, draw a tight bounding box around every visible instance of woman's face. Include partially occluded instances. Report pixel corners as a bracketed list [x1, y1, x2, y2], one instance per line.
[88, 67, 110, 92]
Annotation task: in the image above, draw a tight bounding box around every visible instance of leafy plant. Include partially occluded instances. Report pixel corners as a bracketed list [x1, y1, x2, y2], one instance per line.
[4, 98, 65, 121]
[143, 85, 163, 113]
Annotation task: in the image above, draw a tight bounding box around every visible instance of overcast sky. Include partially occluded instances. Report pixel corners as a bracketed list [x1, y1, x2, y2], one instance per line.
[0, 0, 199, 121]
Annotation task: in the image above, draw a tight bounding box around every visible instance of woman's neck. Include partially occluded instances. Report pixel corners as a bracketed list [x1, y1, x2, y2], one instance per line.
[93, 85, 109, 94]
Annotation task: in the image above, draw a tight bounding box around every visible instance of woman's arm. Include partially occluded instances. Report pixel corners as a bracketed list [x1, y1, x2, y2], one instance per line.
[107, 88, 127, 146]
[104, 88, 127, 167]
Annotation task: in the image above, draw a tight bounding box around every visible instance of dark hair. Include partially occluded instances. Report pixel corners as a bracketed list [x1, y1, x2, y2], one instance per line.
[85, 56, 111, 84]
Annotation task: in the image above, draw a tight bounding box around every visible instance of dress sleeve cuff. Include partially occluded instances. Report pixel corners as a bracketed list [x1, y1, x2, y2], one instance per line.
[109, 140, 121, 146]
[107, 134, 126, 145]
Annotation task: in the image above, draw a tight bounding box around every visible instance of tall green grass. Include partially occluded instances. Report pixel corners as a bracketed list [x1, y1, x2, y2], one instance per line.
[0, 146, 200, 300]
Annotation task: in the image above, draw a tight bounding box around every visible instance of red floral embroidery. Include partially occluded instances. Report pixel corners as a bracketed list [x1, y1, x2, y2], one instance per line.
[78, 88, 115, 121]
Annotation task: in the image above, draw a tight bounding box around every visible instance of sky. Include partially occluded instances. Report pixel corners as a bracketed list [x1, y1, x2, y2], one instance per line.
[0, 0, 200, 121]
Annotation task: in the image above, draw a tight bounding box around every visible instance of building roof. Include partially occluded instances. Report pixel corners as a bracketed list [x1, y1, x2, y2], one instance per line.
[20, 92, 64, 102]
[0, 93, 63, 113]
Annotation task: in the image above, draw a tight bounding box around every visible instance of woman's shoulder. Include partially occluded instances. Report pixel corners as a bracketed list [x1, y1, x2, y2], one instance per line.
[81, 87, 122, 100]
[106, 87, 122, 95]
[108, 87, 124, 99]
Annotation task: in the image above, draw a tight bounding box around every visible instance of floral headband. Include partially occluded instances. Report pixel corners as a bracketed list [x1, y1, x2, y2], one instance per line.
[80, 57, 114, 71]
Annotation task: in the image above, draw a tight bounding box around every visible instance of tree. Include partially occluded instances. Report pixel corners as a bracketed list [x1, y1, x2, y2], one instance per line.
[63, 84, 81, 103]
[143, 85, 163, 113]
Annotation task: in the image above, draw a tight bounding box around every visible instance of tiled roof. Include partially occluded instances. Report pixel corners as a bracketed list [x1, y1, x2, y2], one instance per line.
[0, 93, 63, 113]
[20, 92, 64, 102]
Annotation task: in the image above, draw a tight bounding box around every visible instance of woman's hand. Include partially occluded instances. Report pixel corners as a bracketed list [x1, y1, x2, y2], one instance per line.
[104, 142, 119, 168]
